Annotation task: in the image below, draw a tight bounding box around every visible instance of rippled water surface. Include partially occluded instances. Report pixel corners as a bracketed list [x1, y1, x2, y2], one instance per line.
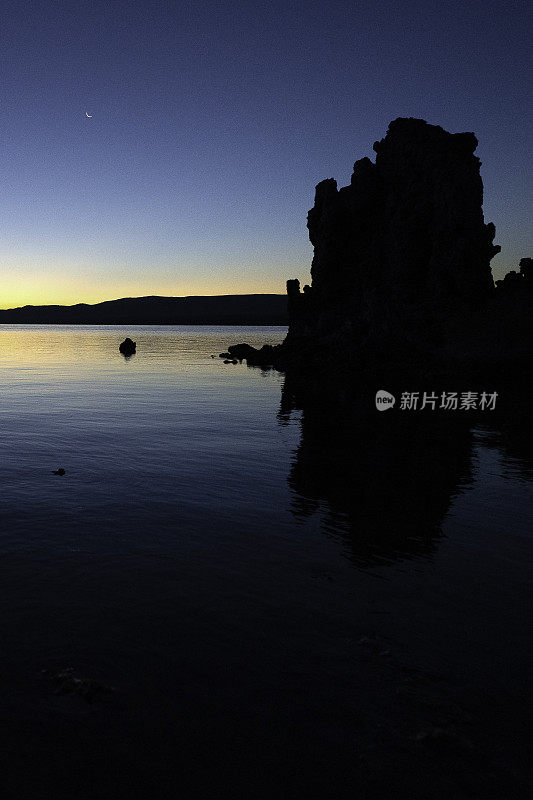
[0, 325, 531, 799]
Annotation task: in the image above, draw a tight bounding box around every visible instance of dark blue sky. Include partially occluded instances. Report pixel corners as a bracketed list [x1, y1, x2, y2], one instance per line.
[0, 0, 531, 305]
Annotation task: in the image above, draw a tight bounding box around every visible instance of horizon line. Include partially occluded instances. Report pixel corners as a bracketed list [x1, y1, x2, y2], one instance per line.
[0, 291, 289, 312]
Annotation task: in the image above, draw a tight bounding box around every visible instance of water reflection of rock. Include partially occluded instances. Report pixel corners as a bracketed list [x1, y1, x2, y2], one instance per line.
[475, 411, 533, 483]
[280, 374, 474, 566]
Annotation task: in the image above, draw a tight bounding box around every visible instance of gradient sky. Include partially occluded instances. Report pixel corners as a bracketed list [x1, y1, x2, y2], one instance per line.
[0, 0, 531, 307]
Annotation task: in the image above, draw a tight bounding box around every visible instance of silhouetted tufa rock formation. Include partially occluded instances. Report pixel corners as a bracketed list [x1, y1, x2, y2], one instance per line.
[286, 117, 502, 362]
[229, 118, 530, 370]
[119, 338, 136, 355]
[519, 257, 533, 282]
[495, 257, 533, 294]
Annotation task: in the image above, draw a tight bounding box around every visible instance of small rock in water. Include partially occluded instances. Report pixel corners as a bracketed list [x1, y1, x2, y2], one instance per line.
[223, 359, 238, 364]
[42, 666, 114, 704]
[52, 468, 66, 476]
[415, 726, 474, 752]
[227, 343, 257, 360]
[119, 337, 136, 355]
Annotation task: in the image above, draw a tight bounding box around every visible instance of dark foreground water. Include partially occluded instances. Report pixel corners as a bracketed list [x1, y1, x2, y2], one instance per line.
[0, 326, 531, 799]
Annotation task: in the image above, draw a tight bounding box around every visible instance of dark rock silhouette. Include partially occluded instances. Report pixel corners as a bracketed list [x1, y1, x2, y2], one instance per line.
[226, 343, 277, 365]
[495, 257, 533, 293]
[119, 337, 136, 355]
[287, 118, 499, 358]
[227, 343, 256, 360]
[229, 118, 531, 370]
[519, 257, 533, 282]
[41, 667, 114, 704]
[52, 468, 66, 476]
[496, 270, 521, 290]
[283, 118, 503, 366]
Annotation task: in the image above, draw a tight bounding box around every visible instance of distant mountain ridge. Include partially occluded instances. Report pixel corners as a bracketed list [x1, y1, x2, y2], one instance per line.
[0, 294, 288, 325]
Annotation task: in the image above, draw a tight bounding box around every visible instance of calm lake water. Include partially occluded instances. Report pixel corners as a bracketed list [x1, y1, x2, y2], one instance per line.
[0, 325, 531, 799]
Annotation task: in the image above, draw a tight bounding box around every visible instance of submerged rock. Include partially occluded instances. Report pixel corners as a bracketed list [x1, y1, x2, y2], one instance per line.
[42, 667, 114, 704]
[415, 726, 474, 753]
[119, 337, 136, 355]
[52, 468, 66, 476]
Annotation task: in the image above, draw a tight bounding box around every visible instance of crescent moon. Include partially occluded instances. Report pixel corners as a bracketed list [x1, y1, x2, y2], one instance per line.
[85, 112, 93, 118]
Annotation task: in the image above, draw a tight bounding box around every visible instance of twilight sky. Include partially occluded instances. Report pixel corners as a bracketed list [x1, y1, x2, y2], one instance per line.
[0, 0, 531, 307]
